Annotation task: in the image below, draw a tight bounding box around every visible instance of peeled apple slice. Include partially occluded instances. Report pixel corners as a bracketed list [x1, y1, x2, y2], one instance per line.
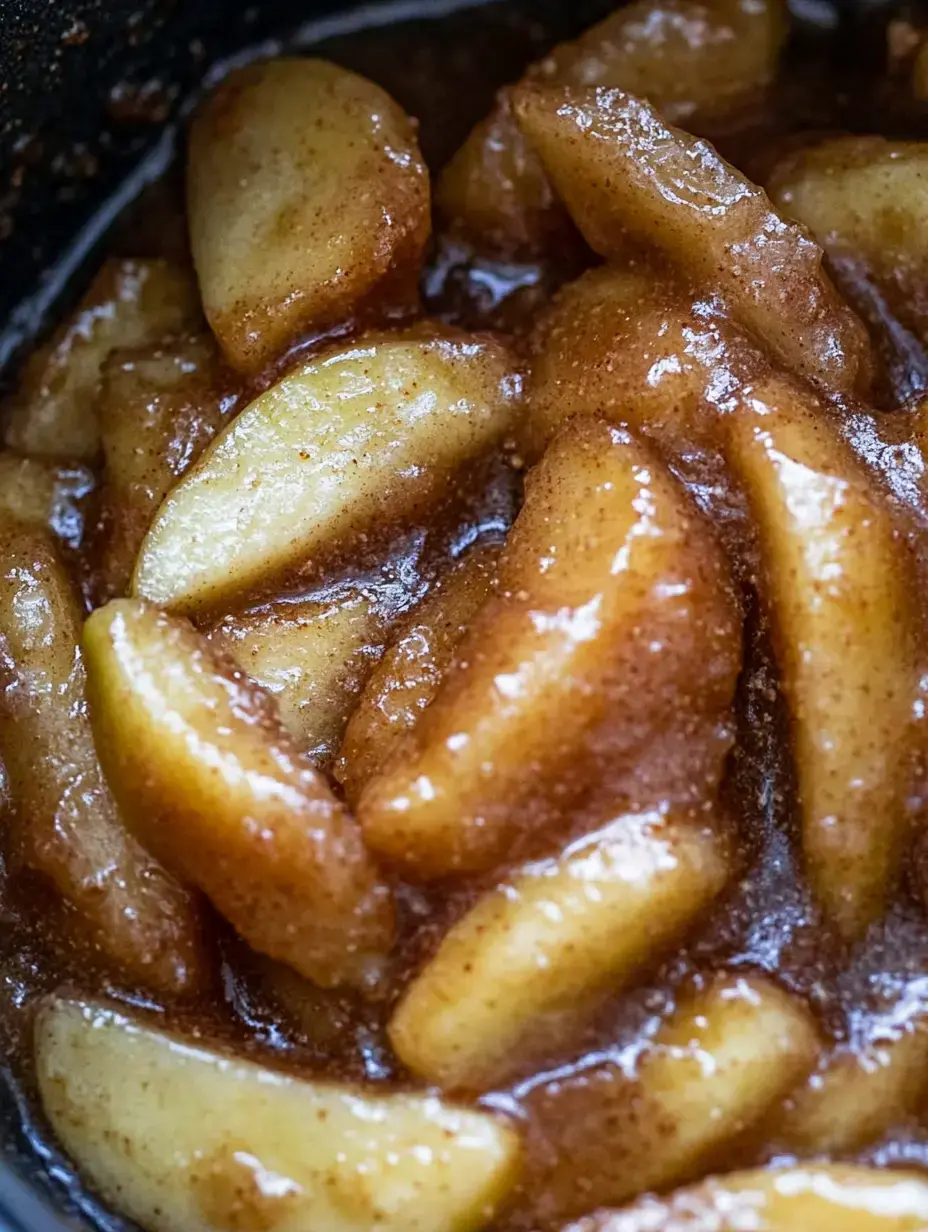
[336, 543, 500, 802]
[0, 521, 205, 995]
[133, 327, 521, 615]
[188, 58, 430, 374]
[210, 593, 388, 767]
[358, 418, 741, 878]
[83, 599, 394, 990]
[36, 996, 522, 1232]
[389, 810, 731, 1091]
[576, 1165, 928, 1232]
[725, 377, 919, 940]
[513, 84, 871, 398]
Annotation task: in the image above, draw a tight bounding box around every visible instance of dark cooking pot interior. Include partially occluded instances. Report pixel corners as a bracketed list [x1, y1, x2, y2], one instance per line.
[0, 0, 904, 1228]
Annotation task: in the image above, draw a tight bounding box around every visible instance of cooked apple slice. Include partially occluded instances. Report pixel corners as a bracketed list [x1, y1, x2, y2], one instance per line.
[358, 418, 741, 878]
[210, 593, 388, 768]
[725, 376, 919, 940]
[768, 137, 928, 347]
[513, 85, 871, 398]
[336, 543, 500, 803]
[577, 1165, 928, 1232]
[767, 136, 928, 400]
[390, 809, 730, 1092]
[3, 258, 199, 461]
[769, 1012, 928, 1156]
[519, 974, 820, 1226]
[83, 599, 394, 991]
[36, 996, 522, 1232]
[97, 335, 239, 597]
[437, 93, 572, 260]
[0, 519, 205, 994]
[438, 0, 787, 258]
[524, 263, 760, 460]
[0, 451, 94, 550]
[188, 58, 429, 374]
[133, 326, 521, 615]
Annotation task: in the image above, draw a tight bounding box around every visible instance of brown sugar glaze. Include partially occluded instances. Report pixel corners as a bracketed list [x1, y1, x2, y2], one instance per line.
[6, 0, 928, 1228]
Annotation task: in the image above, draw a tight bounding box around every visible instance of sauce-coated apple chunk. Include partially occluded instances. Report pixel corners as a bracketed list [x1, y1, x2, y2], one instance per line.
[358, 418, 741, 878]
[83, 599, 394, 991]
[133, 326, 521, 615]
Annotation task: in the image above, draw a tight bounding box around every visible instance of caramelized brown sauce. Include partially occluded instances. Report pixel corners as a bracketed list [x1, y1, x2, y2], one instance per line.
[7, 1, 928, 1228]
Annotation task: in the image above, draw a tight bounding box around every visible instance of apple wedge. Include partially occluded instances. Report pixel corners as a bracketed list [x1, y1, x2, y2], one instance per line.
[358, 418, 741, 878]
[770, 1013, 928, 1156]
[336, 543, 500, 803]
[0, 519, 205, 994]
[389, 809, 730, 1092]
[513, 84, 871, 397]
[768, 137, 928, 351]
[210, 593, 388, 768]
[97, 335, 239, 597]
[438, 0, 786, 258]
[36, 996, 522, 1232]
[188, 58, 429, 373]
[575, 1166, 928, 1232]
[524, 263, 760, 460]
[3, 258, 199, 461]
[133, 326, 521, 615]
[520, 975, 819, 1226]
[0, 452, 94, 551]
[725, 376, 919, 940]
[83, 599, 394, 991]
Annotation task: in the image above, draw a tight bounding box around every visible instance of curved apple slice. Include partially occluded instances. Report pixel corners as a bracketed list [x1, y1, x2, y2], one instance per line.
[0, 519, 205, 994]
[437, 0, 786, 258]
[513, 84, 871, 398]
[389, 809, 730, 1092]
[524, 263, 759, 461]
[519, 974, 819, 1226]
[37, 996, 522, 1232]
[133, 327, 521, 615]
[358, 417, 741, 878]
[768, 137, 928, 347]
[210, 593, 388, 770]
[97, 335, 238, 598]
[770, 1014, 928, 1156]
[725, 377, 919, 940]
[3, 258, 199, 462]
[575, 1165, 928, 1232]
[83, 599, 393, 991]
[188, 58, 429, 374]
